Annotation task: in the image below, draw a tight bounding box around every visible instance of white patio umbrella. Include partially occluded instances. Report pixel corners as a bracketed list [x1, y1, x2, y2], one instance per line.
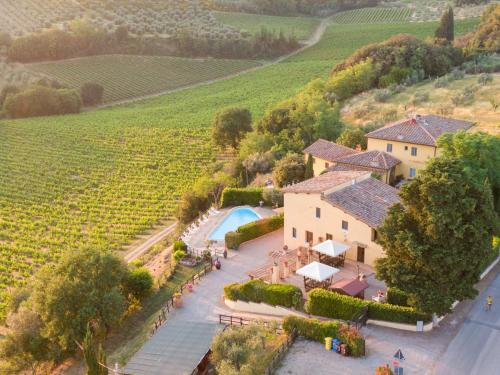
[296, 261, 339, 282]
[312, 240, 349, 258]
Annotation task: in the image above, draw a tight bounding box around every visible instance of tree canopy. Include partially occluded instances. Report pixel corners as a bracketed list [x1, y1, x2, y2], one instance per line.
[257, 79, 344, 157]
[212, 107, 253, 149]
[273, 154, 306, 187]
[464, 4, 500, 54]
[437, 131, 500, 215]
[435, 6, 454, 42]
[376, 156, 497, 315]
[0, 247, 133, 371]
[336, 127, 367, 150]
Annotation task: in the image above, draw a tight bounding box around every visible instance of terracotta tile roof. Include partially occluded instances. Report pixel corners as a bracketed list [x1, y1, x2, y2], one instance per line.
[335, 150, 401, 171]
[330, 278, 369, 297]
[324, 178, 400, 228]
[304, 139, 358, 162]
[282, 171, 368, 194]
[366, 115, 474, 146]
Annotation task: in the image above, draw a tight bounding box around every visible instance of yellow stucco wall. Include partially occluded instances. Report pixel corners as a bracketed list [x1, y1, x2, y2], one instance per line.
[367, 138, 436, 179]
[283, 192, 385, 267]
[304, 153, 332, 176]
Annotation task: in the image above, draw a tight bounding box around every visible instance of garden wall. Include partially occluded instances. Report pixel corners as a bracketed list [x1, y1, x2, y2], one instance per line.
[224, 299, 307, 318]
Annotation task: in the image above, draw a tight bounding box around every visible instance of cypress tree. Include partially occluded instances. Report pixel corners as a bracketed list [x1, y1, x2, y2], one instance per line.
[305, 153, 314, 179]
[83, 324, 100, 375]
[97, 345, 109, 375]
[435, 7, 454, 42]
[83, 324, 108, 375]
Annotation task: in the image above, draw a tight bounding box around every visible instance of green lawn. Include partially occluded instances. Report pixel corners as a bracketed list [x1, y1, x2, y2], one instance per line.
[0, 19, 479, 319]
[214, 11, 320, 40]
[27, 55, 261, 104]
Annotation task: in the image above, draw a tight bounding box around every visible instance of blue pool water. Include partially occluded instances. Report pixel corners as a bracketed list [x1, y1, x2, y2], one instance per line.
[209, 207, 261, 241]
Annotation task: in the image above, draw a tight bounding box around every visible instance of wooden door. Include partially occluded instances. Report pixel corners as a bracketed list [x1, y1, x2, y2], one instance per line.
[357, 246, 365, 263]
[306, 231, 313, 244]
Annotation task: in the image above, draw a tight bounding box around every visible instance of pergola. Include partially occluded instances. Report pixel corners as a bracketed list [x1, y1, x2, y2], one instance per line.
[312, 239, 349, 267]
[296, 261, 339, 292]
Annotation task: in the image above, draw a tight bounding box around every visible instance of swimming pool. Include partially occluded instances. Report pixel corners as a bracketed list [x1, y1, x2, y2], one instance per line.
[208, 207, 262, 241]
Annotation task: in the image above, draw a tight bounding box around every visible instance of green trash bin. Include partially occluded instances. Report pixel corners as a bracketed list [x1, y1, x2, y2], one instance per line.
[325, 337, 332, 351]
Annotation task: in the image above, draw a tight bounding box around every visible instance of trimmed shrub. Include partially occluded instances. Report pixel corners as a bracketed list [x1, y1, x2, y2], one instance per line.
[173, 240, 187, 252]
[305, 289, 366, 321]
[225, 214, 284, 250]
[173, 250, 186, 263]
[224, 231, 242, 250]
[387, 287, 409, 307]
[368, 302, 430, 324]
[220, 187, 263, 207]
[224, 280, 303, 309]
[306, 289, 431, 324]
[282, 316, 365, 357]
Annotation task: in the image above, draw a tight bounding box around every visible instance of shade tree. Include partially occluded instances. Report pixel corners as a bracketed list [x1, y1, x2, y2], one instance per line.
[376, 156, 497, 315]
[212, 107, 253, 150]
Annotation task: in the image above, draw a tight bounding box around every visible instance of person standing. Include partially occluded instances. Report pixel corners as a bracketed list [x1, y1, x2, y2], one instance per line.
[486, 295, 493, 311]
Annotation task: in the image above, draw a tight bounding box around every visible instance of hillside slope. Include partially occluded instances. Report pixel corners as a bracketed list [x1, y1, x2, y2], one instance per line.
[341, 73, 500, 134]
[0, 19, 479, 318]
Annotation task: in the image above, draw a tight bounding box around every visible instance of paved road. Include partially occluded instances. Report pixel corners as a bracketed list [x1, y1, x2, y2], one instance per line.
[434, 272, 500, 375]
[124, 222, 177, 263]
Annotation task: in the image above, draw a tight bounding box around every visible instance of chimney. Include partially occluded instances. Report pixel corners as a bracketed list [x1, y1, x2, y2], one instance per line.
[355, 144, 362, 152]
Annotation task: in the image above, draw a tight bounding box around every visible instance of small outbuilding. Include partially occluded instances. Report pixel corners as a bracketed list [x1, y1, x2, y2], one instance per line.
[330, 278, 369, 299]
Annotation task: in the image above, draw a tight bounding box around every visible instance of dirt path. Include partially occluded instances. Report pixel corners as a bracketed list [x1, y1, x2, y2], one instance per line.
[95, 16, 332, 110]
[124, 222, 177, 263]
[110, 17, 332, 264]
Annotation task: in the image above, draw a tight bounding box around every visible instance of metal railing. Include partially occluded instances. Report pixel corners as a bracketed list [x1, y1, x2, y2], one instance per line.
[151, 262, 213, 335]
[350, 305, 369, 330]
[219, 314, 283, 334]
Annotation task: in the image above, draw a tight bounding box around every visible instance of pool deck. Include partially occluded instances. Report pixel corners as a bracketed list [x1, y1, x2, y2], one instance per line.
[185, 206, 277, 250]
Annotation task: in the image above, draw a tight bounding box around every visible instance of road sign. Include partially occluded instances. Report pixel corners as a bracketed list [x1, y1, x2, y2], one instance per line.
[394, 349, 405, 361]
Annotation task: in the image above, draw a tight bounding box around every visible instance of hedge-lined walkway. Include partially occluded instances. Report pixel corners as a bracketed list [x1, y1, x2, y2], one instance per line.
[124, 230, 285, 373]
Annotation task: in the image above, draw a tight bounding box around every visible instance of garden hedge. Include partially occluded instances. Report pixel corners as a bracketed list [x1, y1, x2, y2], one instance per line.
[306, 289, 431, 324]
[225, 214, 284, 250]
[282, 316, 365, 357]
[368, 301, 430, 324]
[305, 289, 366, 321]
[220, 188, 263, 207]
[224, 279, 303, 309]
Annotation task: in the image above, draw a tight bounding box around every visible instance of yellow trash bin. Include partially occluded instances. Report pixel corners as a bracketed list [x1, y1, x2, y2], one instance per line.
[325, 337, 333, 351]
